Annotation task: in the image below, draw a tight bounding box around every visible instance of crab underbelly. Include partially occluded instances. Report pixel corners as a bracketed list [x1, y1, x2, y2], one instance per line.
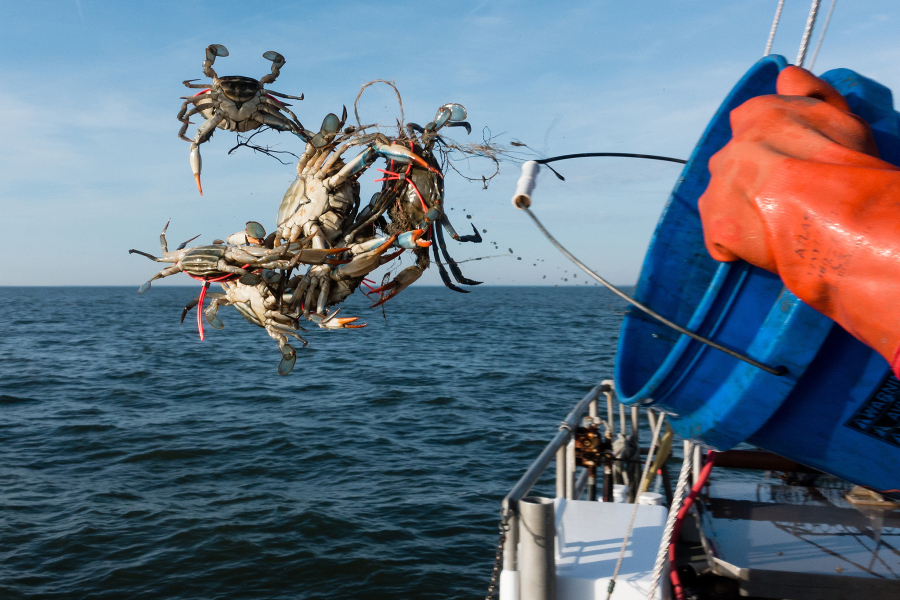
[232, 301, 263, 327]
[276, 177, 306, 226]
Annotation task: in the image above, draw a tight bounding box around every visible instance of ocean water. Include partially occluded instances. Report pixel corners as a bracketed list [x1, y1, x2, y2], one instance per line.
[0, 285, 632, 599]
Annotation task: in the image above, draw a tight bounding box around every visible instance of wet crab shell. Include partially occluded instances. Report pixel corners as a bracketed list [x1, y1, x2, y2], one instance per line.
[216, 76, 262, 107]
[180, 246, 229, 278]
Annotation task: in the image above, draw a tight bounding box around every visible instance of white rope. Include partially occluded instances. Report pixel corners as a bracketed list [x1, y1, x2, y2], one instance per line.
[796, 0, 822, 67]
[764, 0, 785, 56]
[808, 0, 837, 71]
[605, 412, 666, 600]
[645, 445, 694, 600]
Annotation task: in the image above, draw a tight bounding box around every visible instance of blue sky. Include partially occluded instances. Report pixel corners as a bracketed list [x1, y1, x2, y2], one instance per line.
[2, 0, 898, 286]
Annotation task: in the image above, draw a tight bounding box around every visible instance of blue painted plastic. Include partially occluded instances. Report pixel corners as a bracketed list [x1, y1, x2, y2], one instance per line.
[614, 57, 900, 495]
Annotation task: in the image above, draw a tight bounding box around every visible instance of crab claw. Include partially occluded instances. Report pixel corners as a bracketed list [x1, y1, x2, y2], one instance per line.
[190, 146, 203, 195]
[309, 308, 366, 330]
[369, 264, 425, 307]
[396, 229, 431, 249]
[373, 142, 440, 176]
[332, 235, 397, 279]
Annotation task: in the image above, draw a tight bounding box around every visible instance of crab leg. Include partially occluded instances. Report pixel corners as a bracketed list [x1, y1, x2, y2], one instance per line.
[202, 44, 228, 79]
[435, 223, 482, 286]
[181, 103, 215, 122]
[430, 224, 468, 294]
[256, 109, 300, 134]
[369, 250, 429, 307]
[316, 278, 331, 315]
[180, 293, 227, 327]
[261, 97, 304, 130]
[266, 90, 304, 101]
[259, 50, 285, 84]
[129, 249, 160, 261]
[190, 112, 225, 195]
[441, 214, 483, 243]
[182, 79, 212, 90]
[138, 264, 182, 294]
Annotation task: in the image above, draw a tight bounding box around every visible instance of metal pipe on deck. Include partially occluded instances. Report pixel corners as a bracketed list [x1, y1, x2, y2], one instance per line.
[519, 497, 557, 600]
[555, 445, 566, 499]
[565, 437, 576, 499]
[684, 440, 693, 483]
[693, 444, 702, 487]
[499, 381, 611, 600]
[587, 464, 597, 501]
[574, 466, 590, 499]
[500, 512, 520, 600]
[604, 381, 615, 437]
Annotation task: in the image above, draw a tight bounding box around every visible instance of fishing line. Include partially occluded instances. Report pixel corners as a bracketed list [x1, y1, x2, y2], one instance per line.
[535, 152, 687, 181]
[513, 157, 788, 377]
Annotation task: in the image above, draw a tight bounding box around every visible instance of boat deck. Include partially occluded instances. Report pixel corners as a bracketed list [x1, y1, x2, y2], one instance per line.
[700, 479, 900, 599]
[555, 498, 670, 600]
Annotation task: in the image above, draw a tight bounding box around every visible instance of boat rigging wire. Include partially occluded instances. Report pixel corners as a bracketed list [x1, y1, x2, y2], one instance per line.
[764, 0, 786, 56]
[808, 0, 837, 71]
[669, 451, 717, 600]
[646, 449, 694, 600]
[512, 159, 788, 377]
[797, 0, 822, 67]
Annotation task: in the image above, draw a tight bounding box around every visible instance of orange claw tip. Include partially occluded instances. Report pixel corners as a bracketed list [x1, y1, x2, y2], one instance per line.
[415, 239, 432, 247]
[369, 294, 395, 308]
[411, 154, 441, 176]
[194, 173, 203, 195]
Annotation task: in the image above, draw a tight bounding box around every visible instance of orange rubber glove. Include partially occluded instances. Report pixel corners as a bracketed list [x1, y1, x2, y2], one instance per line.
[698, 66, 900, 375]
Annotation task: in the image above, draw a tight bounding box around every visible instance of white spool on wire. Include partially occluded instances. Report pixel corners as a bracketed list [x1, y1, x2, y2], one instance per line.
[512, 161, 540, 209]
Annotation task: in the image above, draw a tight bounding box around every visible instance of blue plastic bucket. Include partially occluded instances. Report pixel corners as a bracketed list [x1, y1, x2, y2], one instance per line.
[614, 56, 900, 495]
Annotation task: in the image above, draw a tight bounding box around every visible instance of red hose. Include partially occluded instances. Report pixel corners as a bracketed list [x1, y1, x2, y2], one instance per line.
[670, 450, 717, 600]
[196, 283, 209, 341]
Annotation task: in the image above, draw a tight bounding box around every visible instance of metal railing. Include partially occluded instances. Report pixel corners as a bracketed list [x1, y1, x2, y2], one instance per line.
[499, 381, 612, 592]
[498, 380, 651, 600]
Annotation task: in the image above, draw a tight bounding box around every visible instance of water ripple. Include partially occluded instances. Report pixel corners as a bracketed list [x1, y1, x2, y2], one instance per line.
[0, 286, 630, 599]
